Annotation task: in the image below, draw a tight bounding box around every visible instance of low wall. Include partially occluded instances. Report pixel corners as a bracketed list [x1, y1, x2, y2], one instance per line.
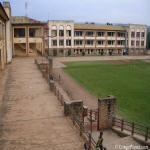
[35, 58, 83, 116]
[35, 58, 97, 149]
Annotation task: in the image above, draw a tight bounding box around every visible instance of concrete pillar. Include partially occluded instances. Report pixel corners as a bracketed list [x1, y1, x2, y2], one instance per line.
[64, 100, 83, 116]
[3, 2, 12, 63]
[98, 95, 116, 130]
[48, 57, 53, 76]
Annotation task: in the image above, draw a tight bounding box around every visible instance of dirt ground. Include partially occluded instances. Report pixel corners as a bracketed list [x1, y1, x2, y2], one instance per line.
[54, 55, 150, 64]
[53, 68, 98, 109]
[0, 57, 84, 150]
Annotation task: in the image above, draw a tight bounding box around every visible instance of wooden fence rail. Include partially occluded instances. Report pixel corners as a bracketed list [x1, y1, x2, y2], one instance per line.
[113, 117, 150, 141]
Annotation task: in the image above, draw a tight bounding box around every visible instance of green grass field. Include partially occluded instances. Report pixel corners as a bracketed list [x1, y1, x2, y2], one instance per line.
[63, 60, 150, 126]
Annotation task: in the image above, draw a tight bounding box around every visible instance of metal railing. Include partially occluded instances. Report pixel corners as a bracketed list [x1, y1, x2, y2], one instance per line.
[113, 117, 150, 142]
[69, 107, 97, 149]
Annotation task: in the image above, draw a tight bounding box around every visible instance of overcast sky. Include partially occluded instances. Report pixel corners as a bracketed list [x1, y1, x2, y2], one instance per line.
[3, 0, 150, 25]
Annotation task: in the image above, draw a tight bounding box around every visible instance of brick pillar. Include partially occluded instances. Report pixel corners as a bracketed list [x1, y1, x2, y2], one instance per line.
[98, 95, 116, 130]
[48, 57, 53, 75]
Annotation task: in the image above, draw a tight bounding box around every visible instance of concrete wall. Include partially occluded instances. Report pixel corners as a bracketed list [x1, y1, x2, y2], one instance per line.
[3, 2, 12, 63]
[0, 18, 7, 70]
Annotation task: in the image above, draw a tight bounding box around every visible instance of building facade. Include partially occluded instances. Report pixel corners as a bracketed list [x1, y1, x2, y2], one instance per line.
[124, 24, 147, 55]
[47, 20, 147, 56]
[12, 16, 46, 57]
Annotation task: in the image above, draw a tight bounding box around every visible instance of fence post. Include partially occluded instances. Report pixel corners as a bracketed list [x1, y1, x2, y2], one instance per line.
[145, 127, 149, 141]
[89, 133, 91, 150]
[97, 105, 100, 130]
[82, 110, 84, 125]
[80, 122, 82, 136]
[132, 122, 134, 136]
[90, 110, 92, 133]
[121, 119, 124, 131]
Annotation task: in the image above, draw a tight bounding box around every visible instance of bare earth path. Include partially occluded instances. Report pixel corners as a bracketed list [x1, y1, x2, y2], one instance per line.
[0, 57, 84, 150]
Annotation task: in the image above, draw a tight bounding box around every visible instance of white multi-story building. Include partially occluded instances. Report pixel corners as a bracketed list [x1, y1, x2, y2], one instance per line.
[124, 24, 147, 55]
[47, 20, 147, 56]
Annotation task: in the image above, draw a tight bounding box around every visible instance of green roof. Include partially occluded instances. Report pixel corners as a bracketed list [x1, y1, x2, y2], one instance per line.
[11, 16, 46, 25]
[74, 24, 126, 31]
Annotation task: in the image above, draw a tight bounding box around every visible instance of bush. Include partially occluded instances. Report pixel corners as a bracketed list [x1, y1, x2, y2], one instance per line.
[82, 51, 85, 56]
[100, 50, 104, 56]
[109, 51, 112, 56]
[68, 50, 71, 56]
[53, 50, 57, 56]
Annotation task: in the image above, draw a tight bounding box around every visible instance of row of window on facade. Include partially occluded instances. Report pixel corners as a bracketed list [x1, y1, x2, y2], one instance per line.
[51, 30, 126, 37]
[51, 40, 126, 46]
[131, 40, 145, 46]
[14, 28, 42, 38]
[131, 32, 145, 38]
[52, 49, 123, 55]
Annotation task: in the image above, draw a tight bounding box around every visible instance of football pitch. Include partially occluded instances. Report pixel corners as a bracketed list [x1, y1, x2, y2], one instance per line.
[63, 60, 150, 126]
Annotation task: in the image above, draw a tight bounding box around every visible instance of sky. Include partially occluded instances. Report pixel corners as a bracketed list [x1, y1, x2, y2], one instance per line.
[2, 0, 150, 25]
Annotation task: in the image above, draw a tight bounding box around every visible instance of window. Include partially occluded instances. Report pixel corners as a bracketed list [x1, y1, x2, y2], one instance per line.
[141, 32, 145, 38]
[59, 30, 64, 36]
[136, 41, 140, 46]
[117, 40, 125, 45]
[74, 31, 82, 37]
[60, 49, 64, 54]
[107, 32, 114, 37]
[136, 32, 140, 38]
[107, 40, 114, 45]
[52, 40, 57, 46]
[66, 40, 71, 46]
[86, 32, 93, 37]
[141, 41, 144, 46]
[69, 30, 71, 36]
[86, 40, 93, 45]
[51, 30, 57, 37]
[118, 32, 125, 37]
[74, 40, 83, 45]
[59, 40, 64, 46]
[66, 30, 71, 37]
[97, 40, 103, 45]
[131, 32, 135, 38]
[97, 32, 104, 37]
[131, 41, 135, 46]
[29, 28, 42, 37]
[14, 28, 25, 37]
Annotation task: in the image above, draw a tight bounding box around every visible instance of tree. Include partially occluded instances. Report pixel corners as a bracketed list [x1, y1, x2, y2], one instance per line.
[106, 22, 113, 25]
[147, 32, 150, 49]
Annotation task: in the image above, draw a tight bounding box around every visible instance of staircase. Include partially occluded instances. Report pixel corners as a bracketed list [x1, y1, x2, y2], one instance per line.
[92, 129, 147, 150]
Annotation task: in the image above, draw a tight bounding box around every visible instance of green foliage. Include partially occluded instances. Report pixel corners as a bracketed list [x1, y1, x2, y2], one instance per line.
[100, 50, 104, 56]
[68, 49, 71, 56]
[147, 32, 150, 49]
[82, 51, 85, 56]
[63, 60, 150, 126]
[53, 50, 57, 56]
[109, 51, 112, 56]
